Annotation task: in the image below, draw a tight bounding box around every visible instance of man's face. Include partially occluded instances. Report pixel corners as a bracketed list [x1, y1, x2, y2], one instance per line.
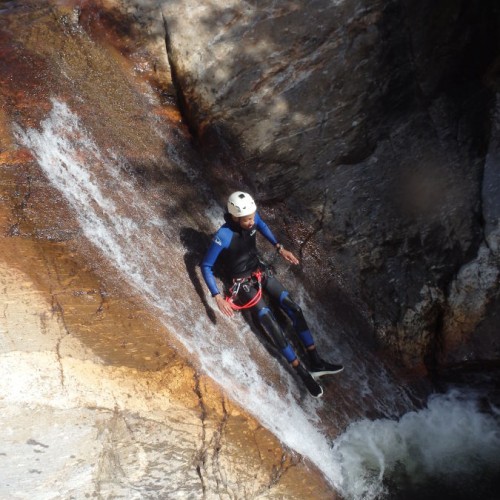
[238, 212, 256, 230]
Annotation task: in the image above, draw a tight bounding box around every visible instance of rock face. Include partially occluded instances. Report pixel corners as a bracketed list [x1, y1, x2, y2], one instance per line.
[441, 97, 500, 367]
[162, 0, 500, 374]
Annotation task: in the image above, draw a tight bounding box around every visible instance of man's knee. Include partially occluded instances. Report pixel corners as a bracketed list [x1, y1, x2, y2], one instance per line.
[257, 308, 289, 350]
[280, 292, 304, 320]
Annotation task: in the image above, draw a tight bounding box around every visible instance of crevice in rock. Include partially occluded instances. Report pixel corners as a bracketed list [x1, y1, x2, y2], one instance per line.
[95, 288, 107, 315]
[252, 429, 292, 496]
[267, 452, 293, 490]
[50, 295, 68, 389]
[19, 174, 32, 211]
[298, 188, 328, 261]
[192, 372, 208, 498]
[94, 407, 127, 495]
[211, 396, 229, 497]
[160, 10, 199, 142]
[7, 173, 32, 237]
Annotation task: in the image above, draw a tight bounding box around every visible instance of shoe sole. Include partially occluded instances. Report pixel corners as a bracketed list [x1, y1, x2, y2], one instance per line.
[310, 385, 324, 398]
[307, 384, 323, 399]
[311, 367, 344, 379]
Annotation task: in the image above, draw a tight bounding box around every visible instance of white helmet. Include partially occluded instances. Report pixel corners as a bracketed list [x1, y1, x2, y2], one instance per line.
[227, 191, 257, 217]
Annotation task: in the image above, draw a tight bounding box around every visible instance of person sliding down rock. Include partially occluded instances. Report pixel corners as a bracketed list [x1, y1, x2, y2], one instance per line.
[201, 191, 343, 398]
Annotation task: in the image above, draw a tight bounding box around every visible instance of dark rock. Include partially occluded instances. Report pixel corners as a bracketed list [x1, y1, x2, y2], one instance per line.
[162, 0, 500, 373]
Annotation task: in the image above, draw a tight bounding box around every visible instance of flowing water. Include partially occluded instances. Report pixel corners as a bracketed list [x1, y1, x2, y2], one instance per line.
[16, 98, 500, 500]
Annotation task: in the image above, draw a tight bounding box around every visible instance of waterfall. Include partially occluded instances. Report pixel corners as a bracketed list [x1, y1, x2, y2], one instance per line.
[16, 99, 500, 499]
[16, 98, 343, 485]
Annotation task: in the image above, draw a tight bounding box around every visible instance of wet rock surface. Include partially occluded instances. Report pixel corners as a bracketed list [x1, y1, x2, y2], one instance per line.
[0, 2, 335, 497]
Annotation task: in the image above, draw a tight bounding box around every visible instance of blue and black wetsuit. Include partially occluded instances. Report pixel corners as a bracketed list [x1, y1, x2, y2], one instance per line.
[201, 212, 315, 364]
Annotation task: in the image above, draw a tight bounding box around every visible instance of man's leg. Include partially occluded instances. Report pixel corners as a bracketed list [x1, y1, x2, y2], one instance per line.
[262, 275, 315, 349]
[238, 283, 323, 397]
[264, 275, 344, 377]
[238, 283, 297, 363]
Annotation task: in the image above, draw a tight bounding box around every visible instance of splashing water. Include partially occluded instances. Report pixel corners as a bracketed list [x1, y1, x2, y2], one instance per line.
[332, 390, 500, 499]
[16, 100, 500, 498]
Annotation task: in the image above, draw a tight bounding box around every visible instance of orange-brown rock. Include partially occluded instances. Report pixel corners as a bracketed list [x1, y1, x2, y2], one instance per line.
[0, 229, 334, 498]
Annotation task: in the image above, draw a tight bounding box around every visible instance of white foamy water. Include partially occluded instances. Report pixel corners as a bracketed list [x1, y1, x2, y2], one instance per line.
[332, 390, 500, 499]
[16, 100, 500, 498]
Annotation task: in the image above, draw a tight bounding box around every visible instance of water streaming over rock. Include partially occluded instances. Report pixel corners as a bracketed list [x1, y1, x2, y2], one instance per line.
[16, 99, 349, 485]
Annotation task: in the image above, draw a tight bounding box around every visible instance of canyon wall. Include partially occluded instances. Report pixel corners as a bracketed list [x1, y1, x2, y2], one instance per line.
[1, 0, 498, 496]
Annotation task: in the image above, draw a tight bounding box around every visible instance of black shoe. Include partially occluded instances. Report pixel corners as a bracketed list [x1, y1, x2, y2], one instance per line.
[309, 360, 344, 378]
[308, 350, 344, 378]
[295, 363, 323, 398]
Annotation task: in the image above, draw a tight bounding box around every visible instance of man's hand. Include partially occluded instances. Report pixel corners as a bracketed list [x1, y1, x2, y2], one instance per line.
[214, 294, 235, 317]
[280, 248, 299, 265]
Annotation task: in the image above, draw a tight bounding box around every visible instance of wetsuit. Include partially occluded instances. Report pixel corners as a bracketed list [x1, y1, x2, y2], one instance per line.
[201, 212, 315, 363]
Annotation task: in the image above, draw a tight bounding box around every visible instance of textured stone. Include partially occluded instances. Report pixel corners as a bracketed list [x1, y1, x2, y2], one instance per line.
[440, 96, 500, 366]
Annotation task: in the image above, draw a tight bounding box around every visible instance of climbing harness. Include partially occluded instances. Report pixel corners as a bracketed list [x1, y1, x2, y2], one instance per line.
[225, 269, 263, 310]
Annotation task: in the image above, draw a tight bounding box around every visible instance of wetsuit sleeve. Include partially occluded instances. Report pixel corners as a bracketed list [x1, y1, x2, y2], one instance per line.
[201, 227, 232, 296]
[255, 212, 279, 246]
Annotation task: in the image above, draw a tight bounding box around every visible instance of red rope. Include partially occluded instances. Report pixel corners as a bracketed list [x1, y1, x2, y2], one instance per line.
[225, 270, 263, 310]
